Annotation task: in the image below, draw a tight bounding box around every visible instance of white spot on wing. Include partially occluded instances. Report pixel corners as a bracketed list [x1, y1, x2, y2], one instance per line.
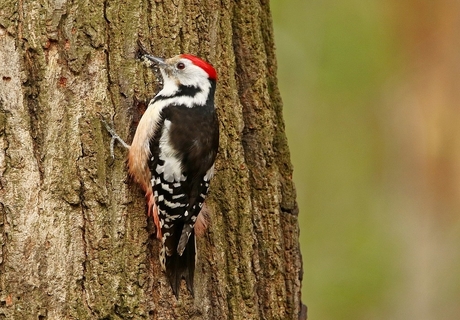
[204, 165, 215, 181]
[163, 199, 186, 209]
[162, 183, 174, 193]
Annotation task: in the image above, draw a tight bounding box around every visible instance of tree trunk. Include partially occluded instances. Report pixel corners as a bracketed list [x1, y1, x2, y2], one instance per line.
[0, 0, 304, 319]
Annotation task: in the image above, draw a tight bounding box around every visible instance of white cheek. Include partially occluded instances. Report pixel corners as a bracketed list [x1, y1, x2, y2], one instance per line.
[159, 76, 178, 96]
[155, 74, 211, 108]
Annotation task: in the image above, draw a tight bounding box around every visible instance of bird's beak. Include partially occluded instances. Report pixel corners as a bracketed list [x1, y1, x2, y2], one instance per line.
[144, 55, 166, 66]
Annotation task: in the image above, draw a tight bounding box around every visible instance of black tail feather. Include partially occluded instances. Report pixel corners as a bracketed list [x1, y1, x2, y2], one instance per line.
[165, 231, 196, 298]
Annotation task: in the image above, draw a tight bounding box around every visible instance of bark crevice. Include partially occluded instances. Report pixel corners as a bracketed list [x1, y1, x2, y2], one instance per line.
[76, 152, 95, 317]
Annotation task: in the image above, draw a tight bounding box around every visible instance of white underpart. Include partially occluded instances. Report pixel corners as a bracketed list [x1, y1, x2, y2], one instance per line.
[158, 120, 183, 182]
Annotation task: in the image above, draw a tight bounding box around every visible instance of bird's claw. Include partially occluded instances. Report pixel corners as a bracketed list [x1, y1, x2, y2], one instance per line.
[99, 113, 130, 158]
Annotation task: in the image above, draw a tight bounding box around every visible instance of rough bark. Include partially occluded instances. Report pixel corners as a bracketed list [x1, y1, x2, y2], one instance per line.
[0, 0, 303, 319]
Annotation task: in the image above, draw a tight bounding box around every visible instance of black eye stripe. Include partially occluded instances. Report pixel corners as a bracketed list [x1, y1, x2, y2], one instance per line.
[177, 62, 185, 70]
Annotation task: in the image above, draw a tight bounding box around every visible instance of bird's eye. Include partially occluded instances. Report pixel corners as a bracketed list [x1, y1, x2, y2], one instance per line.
[176, 62, 185, 70]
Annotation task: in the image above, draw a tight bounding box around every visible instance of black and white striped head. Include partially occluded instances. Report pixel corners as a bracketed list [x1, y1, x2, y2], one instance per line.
[145, 54, 217, 92]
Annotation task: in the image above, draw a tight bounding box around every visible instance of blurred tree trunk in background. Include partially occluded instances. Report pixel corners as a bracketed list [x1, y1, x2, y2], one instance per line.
[385, 1, 460, 319]
[271, 0, 460, 318]
[390, 0, 460, 212]
[0, 0, 304, 319]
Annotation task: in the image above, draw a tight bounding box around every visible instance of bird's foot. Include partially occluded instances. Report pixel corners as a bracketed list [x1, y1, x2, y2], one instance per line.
[99, 114, 130, 158]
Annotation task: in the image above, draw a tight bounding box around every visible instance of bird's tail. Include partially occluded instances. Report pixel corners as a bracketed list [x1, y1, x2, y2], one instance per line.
[161, 231, 196, 298]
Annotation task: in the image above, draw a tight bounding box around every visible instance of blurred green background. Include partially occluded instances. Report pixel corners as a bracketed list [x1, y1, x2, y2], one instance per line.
[271, 0, 460, 319]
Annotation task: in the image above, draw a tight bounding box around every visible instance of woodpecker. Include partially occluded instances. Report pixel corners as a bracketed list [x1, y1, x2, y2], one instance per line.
[105, 52, 219, 297]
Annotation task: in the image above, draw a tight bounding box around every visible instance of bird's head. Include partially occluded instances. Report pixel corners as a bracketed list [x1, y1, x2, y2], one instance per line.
[145, 54, 217, 88]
